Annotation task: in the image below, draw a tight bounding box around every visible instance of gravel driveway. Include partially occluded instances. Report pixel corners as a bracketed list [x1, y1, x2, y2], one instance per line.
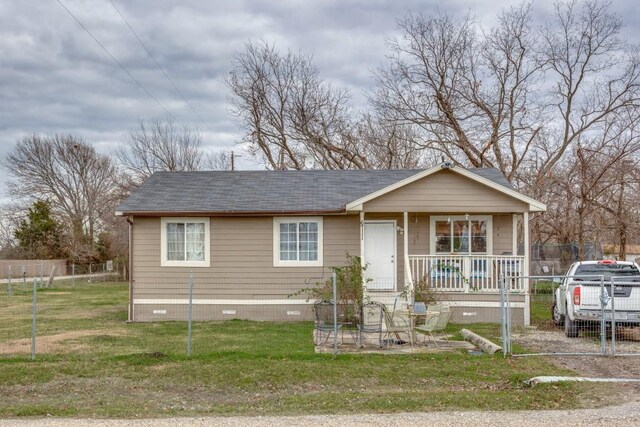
[512, 326, 640, 378]
[2, 402, 640, 427]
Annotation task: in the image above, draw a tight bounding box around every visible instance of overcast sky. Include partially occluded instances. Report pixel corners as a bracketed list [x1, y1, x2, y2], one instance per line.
[1, 0, 639, 192]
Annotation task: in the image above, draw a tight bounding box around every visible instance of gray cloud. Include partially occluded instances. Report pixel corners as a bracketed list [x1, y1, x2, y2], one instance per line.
[0, 0, 638, 196]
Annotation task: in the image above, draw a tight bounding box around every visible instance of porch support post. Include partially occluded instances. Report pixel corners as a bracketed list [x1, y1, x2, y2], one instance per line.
[360, 211, 366, 299]
[403, 211, 412, 305]
[523, 212, 530, 326]
[511, 214, 518, 255]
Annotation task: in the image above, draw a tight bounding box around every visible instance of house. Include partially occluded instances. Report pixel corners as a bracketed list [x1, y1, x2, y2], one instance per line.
[116, 163, 546, 325]
[603, 244, 640, 264]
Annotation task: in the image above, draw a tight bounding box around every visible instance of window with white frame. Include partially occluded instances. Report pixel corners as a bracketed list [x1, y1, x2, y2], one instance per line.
[430, 215, 492, 254]
[273, 217, 323, 267]
[160, 217, 210, 267]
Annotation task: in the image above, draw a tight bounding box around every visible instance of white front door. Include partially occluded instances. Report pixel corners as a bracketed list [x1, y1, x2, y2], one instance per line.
[363, 221, 396, 290]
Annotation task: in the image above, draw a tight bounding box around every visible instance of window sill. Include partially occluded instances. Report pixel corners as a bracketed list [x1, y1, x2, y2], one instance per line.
[161, 260, 210, 268]
[274, 261, 323, 268]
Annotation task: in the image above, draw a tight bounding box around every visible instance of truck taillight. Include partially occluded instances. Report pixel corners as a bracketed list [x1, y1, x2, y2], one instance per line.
[573, 287, 581, 305]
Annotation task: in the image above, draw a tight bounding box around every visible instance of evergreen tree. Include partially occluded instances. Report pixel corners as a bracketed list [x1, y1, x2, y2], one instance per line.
[14, 201, 64, 259]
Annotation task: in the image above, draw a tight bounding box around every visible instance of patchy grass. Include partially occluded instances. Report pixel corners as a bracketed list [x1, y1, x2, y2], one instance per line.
[0, 282, 619, 417]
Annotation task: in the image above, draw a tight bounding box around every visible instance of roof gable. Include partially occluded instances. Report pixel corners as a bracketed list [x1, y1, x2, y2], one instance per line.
[345, 165, 546, 212]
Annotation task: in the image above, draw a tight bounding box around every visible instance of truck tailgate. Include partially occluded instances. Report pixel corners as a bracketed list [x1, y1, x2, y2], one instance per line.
[577, 281, 640, 312]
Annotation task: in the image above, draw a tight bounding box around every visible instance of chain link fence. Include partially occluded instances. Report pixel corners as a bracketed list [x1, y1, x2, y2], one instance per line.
[502, 275, 640, 357]
[0, 261, 127, 359]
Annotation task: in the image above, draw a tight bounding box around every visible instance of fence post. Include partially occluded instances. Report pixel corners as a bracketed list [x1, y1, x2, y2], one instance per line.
[72, 263, 76, 287]
[499, 273, 507, 357]
[89, 263, 93, 283]
[187, 272, 194, 357]
[31, 277, 37, 360]
[599, 276, 607, 355]
[610, 278, 616, 356]
[103, 263, 106, 282]
[332, 271, 338, 356]
[506, 276, 512, 355]
[22, 266, 26, 292]
[40, 264, 44, 289]
[7, 265, 12, 296]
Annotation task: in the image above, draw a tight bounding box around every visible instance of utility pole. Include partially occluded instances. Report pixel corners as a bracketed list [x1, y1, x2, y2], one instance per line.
[230, 151, 241, 171]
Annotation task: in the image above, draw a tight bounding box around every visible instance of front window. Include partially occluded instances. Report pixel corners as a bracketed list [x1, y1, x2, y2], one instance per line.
[161, 218, 210, 267]
[432, 216, 491, 254]
[273, 217, 323, 267]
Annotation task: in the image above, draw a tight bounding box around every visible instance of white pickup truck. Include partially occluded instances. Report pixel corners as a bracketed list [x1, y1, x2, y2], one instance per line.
[552, 260, 640, 337]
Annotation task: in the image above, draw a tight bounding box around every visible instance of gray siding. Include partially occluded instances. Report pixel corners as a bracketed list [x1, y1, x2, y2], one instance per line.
[363, 169, 528, 213]
[132, 215, 360, 305]
[493, 214, 514, 255]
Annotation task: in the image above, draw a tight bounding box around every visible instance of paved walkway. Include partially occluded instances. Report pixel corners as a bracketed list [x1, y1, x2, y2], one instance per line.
[2, 402, 640, 427]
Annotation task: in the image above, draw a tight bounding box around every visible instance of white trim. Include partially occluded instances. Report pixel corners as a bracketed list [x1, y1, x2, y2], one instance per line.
[524, 212, 530, 294]
[363, 220, 397, 291]
[134, 298, 314, 305]
[133, 298, 525, 309]
[115, 211, 124, 216]
[403, 211, 411, 298]
[512, 214, 518, 255]
[429, 215, 493, 255]
[160, 217, 210, 267]
[345, 165, 547, 212]
[273, 217, 323, 267]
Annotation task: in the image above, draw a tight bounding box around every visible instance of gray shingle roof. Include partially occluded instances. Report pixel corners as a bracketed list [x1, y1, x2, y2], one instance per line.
[116, 167, 513, 215]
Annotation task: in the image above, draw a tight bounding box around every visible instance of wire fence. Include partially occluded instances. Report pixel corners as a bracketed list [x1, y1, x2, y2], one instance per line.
[502, 275, 640, 357]
[0, 261, 127, 359]
[6, 265, 640, 360]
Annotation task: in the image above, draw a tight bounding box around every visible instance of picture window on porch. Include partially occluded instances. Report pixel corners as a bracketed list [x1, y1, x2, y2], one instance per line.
[273, 217, 323, 267]
[431, 216, 492, 254]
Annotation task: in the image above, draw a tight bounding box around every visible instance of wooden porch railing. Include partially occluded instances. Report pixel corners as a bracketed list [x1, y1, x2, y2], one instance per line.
[408, 254, 526, 293]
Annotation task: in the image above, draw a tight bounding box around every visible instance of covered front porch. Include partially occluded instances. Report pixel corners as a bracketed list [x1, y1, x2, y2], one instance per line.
[344, 164, 544, 325]
[358, 211, 531, 324]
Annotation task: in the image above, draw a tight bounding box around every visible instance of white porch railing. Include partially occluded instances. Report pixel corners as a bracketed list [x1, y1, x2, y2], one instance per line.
[408, 254, 526, 293]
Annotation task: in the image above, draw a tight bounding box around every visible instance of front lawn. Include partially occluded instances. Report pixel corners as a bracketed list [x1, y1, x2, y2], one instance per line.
[0, 281, 616, 417]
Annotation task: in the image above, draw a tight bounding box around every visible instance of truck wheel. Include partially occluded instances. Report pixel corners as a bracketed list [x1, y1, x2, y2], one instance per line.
[552, 301, 564, 327]
[565, 309, 579, 338]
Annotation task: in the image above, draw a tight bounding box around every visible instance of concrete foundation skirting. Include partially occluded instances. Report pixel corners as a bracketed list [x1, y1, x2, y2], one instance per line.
[132, 297, 526, 324]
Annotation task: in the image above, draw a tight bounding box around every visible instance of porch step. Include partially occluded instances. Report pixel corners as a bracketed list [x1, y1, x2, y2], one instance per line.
[365, 292, 407, 310]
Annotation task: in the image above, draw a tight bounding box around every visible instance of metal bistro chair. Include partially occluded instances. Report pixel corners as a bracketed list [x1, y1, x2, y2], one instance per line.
[382, 304, 414, 347]
[359, 301, 384, 348]
[313, 301, 342, 346]
[416, 307, 453, 347]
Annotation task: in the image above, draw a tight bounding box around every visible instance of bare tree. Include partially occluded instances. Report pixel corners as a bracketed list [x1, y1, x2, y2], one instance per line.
[355, 114, 426, 169]
[205, 151, 232, 171]
[373, 3, 542, 180]
[227, 41, 369, 170]
[536, 0, 640, 185]
[116, 117, 205, 188]
[535, 114, 640, 259]
[2, 135, 118, 262]
[374, 0, 640, 187]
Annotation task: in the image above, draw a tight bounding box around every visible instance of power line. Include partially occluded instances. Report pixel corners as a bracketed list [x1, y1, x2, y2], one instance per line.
[107, 0, 206, 124]
[55, 0, 172, 117]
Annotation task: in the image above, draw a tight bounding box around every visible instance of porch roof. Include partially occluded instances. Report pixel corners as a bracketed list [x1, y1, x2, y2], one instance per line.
[116, 166, 529, 216]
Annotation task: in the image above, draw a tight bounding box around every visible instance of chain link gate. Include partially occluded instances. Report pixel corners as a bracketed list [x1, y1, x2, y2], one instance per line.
[500, 274, 640, 357]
